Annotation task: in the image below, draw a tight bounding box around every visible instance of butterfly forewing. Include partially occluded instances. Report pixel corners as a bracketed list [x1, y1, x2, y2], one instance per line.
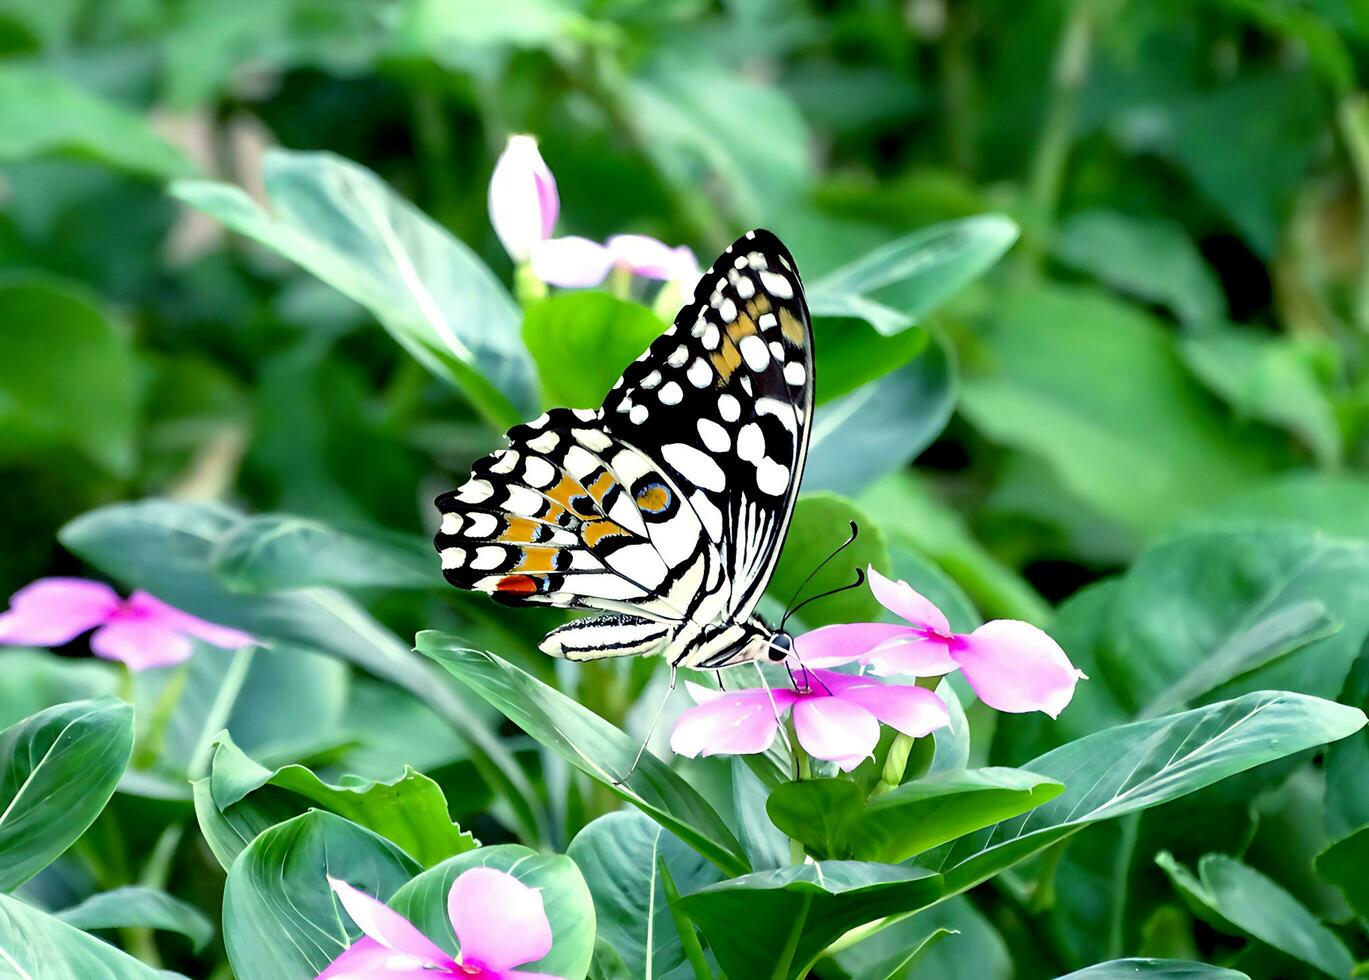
[435, 229, 814, 668]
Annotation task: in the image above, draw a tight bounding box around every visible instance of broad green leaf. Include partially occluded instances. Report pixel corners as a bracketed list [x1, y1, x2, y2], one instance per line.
[211, 513, 436, 592]
[1327, 640, 1369, 840]
[390, 844, 596, 980]
[1157, 852, 1354, 978]
[417, 636, 749, 876]
[0, 64, 193, 179]
[0, 699, 133, 892]
[677, 861, 942, 980]
[1179, 329, 1340, 468]
[731, 758, 790, 872]
[567, 811, 721, 979]
[957, 284, 1280, 535]
[0, 649, 116, 730]
[0, 277, 138, 476]
[194, 732, 476, 871]
[924, 692, 1366, 895]
[222, 811, 420, 980]
[808, 216, 1019, 335]
[804, 336, 955, 497]
[1053, 210, 1226, 328]
[813, 321, 929, 404]
[1195, 474, 1369, 544]
[0, 893, 168, 978]
[1314, 825, 1369, 923]
[629, 61, 810, 225]
[1057, 961, 1250, 979]
[769, 493, 889, 628]
[523, 293, 665, 409]
[56, 886, 214, 952]
[831, 896, 1010, 980]
[860, 472, 1051, 625]
[172, 150, 536, 426]
[768, 769, 1062, 863]
[60, 499, 542, 844]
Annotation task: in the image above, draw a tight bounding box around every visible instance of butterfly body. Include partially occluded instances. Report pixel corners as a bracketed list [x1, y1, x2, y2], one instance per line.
[435, 229, 812, 670]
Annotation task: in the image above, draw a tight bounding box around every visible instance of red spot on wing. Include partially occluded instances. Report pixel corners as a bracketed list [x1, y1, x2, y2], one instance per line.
[495, 575, 538, 595]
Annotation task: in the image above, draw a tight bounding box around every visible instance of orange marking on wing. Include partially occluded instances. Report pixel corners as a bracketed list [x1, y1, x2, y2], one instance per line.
[495, 575, 538, 594]
[748, 295, 772, 317]
[728, 313, 758, 341]
[582, 521, 633, 547]
[636, 485, 670, 512]
[586, 471, 617, 506]
[710, 338, 742, 386]
[513, 548, 559, 573]
[779, 307, 805, 346]
[498, 518, 544, 544]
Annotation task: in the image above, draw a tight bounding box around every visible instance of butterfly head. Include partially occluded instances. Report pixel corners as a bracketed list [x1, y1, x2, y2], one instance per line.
[766, 630, 794, 663]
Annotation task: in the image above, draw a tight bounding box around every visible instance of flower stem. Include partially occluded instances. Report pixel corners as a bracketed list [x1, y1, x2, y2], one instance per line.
[770, 893, 812, 980]
[514, 261, 548, 307]
[132, 662, 191, 770]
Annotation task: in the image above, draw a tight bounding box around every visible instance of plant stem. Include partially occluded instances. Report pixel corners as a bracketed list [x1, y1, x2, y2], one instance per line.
[188, 646, 256, 780]
[1023, 0, 1096, 263]
[132, 662, 191, 770]
[771, 893, 812, 980]
[1337, 92, 1369, 333]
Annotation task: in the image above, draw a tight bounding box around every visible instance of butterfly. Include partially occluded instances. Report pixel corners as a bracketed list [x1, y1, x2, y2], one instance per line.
[434, 229, 813, 671]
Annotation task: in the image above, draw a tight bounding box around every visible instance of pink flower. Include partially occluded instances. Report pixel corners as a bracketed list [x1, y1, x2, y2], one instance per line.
[797, 567, 1086, 719]
[317, 870, 563, 980]
[487, 134, 699, 291]
[670, 668, 950, 772]
[488, 135, 559, 263]
[0, 577, 253, 671]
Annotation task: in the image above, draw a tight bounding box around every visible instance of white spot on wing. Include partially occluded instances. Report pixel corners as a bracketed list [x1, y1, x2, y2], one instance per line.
[629, 404, 649, 425]
[523, 456, 556, 488]
[697, 418, 730, 452]
[760, 271, 793, 299]
[472, 546, 506, 570]
[756, 457, 790, 496]
[687, 359, 712, 388]
[739, 334, 770, 371]
[659, 381, 683, 405]
[457, 479, 494, 503]
[440, 547, 466, 569]
[663, 442, 726, 491]
[718, 393, 740, 422]
[527, 432, 560, 453]
[737, 423, 765, 463]
[784, 361, 806, 386]
[668, 344, 689, 367]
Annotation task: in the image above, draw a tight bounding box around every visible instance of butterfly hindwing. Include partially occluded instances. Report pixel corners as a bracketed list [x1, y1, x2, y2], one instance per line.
[435, 229, 814, 667]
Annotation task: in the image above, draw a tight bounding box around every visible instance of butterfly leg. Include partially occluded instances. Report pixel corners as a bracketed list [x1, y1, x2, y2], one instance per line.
[613, 665, 677, 786]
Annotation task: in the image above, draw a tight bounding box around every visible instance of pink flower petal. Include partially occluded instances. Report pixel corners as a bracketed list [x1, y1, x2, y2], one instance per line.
[836, 681, 951, 738]
[671, 246, 701, 291]
[0, 578, 119, 646]
[860, 636, 958, 678]
[530, 237, 614, 288]
[606, 234, 680, 279]
[792, 623, 916, 668]
[499, 973, 565, 980]
[489, 135, 559, 262]
[867, 566, 950, 634]
[791, 696, 880, 772]
[670, 690, 792, 759]
[125, 592, 254, 649]
[448, 867, 552, 971]
[316, 937, 451, 978]
[953, 620, 1086, 719]
[327, 877, 455, 970]
[89, 621, 193, 671]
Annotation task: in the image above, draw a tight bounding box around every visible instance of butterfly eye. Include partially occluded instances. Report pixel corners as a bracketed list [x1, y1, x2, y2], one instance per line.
[767, 632, 793, 662]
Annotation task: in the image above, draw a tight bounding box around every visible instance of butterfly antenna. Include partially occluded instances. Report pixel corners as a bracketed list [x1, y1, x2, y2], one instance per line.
[781, 568, 866, 633]
[613, 666, 677, 786]
[779, 521, 860, 633]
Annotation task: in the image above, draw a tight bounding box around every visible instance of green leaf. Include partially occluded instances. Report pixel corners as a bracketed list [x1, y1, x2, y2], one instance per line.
[222, 810, 420, 980]
[0, 699, 133, 892]
[808, 216, 1019, 335]
[417, 635, 749, 876]
[567, 810, 722, 979]
[850, 927, 955, 980]
[0, 276, 139, 476]
[390, 843, 596, 980]
[925, 693, 1366, 896]
[0, 893, 168, 978]
[1178, 329, 1341, 468]
[831, 896, 1010, 980]
[171, 150, 536, 427]
[1315, 825, 1369, 923]
[1053, 210, 1226, 328]
[55, 885, 215, 952]
[0, 64, 193, 179]
[731, 758, 791, 872]
[193, 732, 477, 871]
[523, 293, 666, 409]
[805, 336, 955, 497]
[957, 284, 1280, 535]
[628, 61, 810, 225]
[0, 649, 117, 730]
[768, 493, 889, 628]
[1156, 852, 1354, 978]
[1057, 960, 1250, 979]
[768, 769, 1062, 863]
[60, 499, 542, 844]
[677, 861, 942, 980]
[1194, 474, 1369, 544]
[210, 513, 436, 592]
